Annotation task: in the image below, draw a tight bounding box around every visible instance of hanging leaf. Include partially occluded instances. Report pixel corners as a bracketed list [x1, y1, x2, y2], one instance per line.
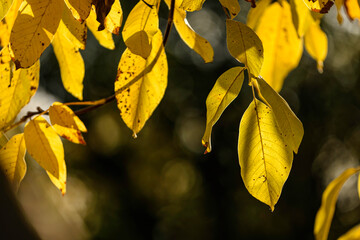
[49, 102, 87, 145]
[0, 0, 21, 47]
[24, 116, 66, 194]
[238, 99, 293, 211]
[104, 0, 123, 35]
[122, 0, 159, 58]
[304, 21, 327, 73]
[0, 0, 13, 21]
[0, 133, 26, 192]
[202, 67, 245, 153]
[164, 0, 213, 63]
[0, 59, 39, 130]
[87, 9, 115, 50]
[226, 19, 264, 77]
[180, 0, 206, 11]
[52, 21, 85, 100]
[10, 0, 64, 68]
[219, 0, 240, 19]
[63, 0, 91, 22]
[255, 0, 303, 92]
[246, 0, 272, 29]
[92, 0, 115, 31]
[115, 30, 167, 137]
[338, 224, 360, 240]
[289, 0, 313, 37]
[344, 0, 360, 21]
[61, 5, 87, 50]
[314, 167, 360, 240]
[254, 77, 304, 153]
[302, 0, 334, 13]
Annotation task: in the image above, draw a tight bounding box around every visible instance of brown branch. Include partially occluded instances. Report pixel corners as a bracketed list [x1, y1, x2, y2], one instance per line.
[163, 0, 175, 46]
[222, 6, 231, 19]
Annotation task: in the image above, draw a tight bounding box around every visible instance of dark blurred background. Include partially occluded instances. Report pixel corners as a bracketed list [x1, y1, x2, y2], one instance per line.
[3, 1, 360, 239]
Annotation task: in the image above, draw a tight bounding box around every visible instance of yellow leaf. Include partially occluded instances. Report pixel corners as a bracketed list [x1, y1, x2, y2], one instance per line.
[10, 0, 64, 68]
[254, 77, 304, 153]
[0, 0, 21, 47]
[64, 0, 91, 22]
[115, 30, 167, 136]
[314, 167, 360, 240]
[122, 0, 158, 58]
[0, 60, 39, 130]
[61, 5, 87, 50]
[226, 19, 264, 77]
[24, 116, 66, 194]
[246, 0, 272, 29]
[339, 224, 360, 240]
[180, 0, 206, 11]
[238, 99, 293, 211]
[335, 0, 344, 23]
[202, 67, 245, 153]
[0, 0, 13, 21]
[344, 0, 360, 20]
[304, 21, 327, 73]
[87, 9, 115, 50]
[302, 0, 334, 13]
[164, 0, 214, 63]
[255, 1, 303, 92]
[49, 102, 87, 145]
[52, 22, 85, 100]
[0, 133, 26, 192]
[289, 0, 314, 37]
[219, 0, 240, 19]
[104, 0, 123, 34]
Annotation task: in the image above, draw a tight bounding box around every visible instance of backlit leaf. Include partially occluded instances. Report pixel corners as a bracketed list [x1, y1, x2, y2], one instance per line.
[0, 0, 13, 21]
[254, 77, 304, 153]
[52, 22, 85, 100]
[0, 0, 21, 47]
[64, 0, 91, 22]
[115, 30, 167, 136]
[0, 133, 26, 192]
[302, 0, 334, 13]
[104, 0, 123, 34]
[226, 19, 264, 77]
[304, 21, 327, 73]
[339, 224, 360, 240]
[87, 9, 115, 50]
[165, 0, 214, 63]
[255, 0, 303, 92]
[290, 0, 313, 37]
[314, 167, 360, 240]
[344, 0, 360, 21]
[246, 0, 272, 29]
[61, 5, 87, 50]
[238, 99, 293, 211]
[335, 0, 344, 23]
[180, 0, 206, 11]
[10, 0, 64, 68]
[219, 0, 240, 19]
[49, 102, 87, 145]
[202, 67, 245, 153]
[24, 116, 66, 194]
[122, 0, 158, 58]
[0, 59, 39, 130]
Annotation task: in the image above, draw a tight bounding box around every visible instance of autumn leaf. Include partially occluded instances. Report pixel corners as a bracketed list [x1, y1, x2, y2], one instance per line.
[0, 132, 7, 148]
[238, 99, 293, 211]
[10, 0, 64, 68]
[0, 133, 26, 192]
[246, 0, 272, 29]
[219, 0, 240, 19]
[24, 116, 66, 194]
[302, 0, 334, 13]
[164, 0, 214, 63]
[202, 67, 245, 153]
[49, 102, 87, 145]
[61, 5, 87, 50]
[180, 0, 206, 11]
[289, 0, 313, 37]
[87, 9, 115, 50]
[314, 168, 360, 240]
[338, 224, 360, 240]
[226, 19, 264, 77]
[344, 0, 360, 21]
[92, 0, 115, 31]
[115, 30, 167, 137]
[0, 0, 21, 47]
[104, 0, 123, 35]
[0, 0, 13, 21]
[64, 0, 91, 22]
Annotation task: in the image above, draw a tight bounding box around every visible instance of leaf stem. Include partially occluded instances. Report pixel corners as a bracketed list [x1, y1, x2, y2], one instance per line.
[163, 0, 175, 46]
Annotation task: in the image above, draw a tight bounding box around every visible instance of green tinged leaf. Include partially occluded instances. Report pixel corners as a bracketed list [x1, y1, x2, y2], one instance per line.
[202, 67, 245, 153]
[180, 0, 206, 11]
[314, 167, 360, 240]
[219, 0, 240, 19]
[0, 0, 13, 21]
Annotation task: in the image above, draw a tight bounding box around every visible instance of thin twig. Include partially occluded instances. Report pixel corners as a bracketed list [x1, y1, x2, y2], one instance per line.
[222, 6, 231, 19]
[163, 0, 175, 46]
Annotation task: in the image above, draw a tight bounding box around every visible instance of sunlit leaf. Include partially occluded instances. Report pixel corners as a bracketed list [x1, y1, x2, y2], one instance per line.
[87, 9, 115, 50]
[339, 224, 360, 240]
[0, 0, 21, 47]
[246, 0, 272, 29]
[49, 102, 87, 145]
[0, 0, 13, 21]
[104, 0, 123, 34]
[302, 0, 334, 13]
[255, 1, 303, 92]
[165, 0, 213, 63]
[0, 59, 39, 130]
[122, 0, 158, 58]
[24, 116, 66, 194]
[61, 5, 87, 50]
[10, 0, 64, 68]
[0, 133, 26, 192]
[304, 21, 327, 73]
[335, 0, 344, 23]
[289, 0, 313, 37]
[254, 77, 304, 153]
[314, 167, 360, 240]
[64, 0, 91, 22]
[226, 19, 264, 77]
[238, 99, 293, 211]
[52, 22, 85, 100]
[202, 67, 245, 153]
[344, 0, 360, 21]
[219, 0, 240, 19]
[180, 0, 206, 11]
[115, 30, 167, 136]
